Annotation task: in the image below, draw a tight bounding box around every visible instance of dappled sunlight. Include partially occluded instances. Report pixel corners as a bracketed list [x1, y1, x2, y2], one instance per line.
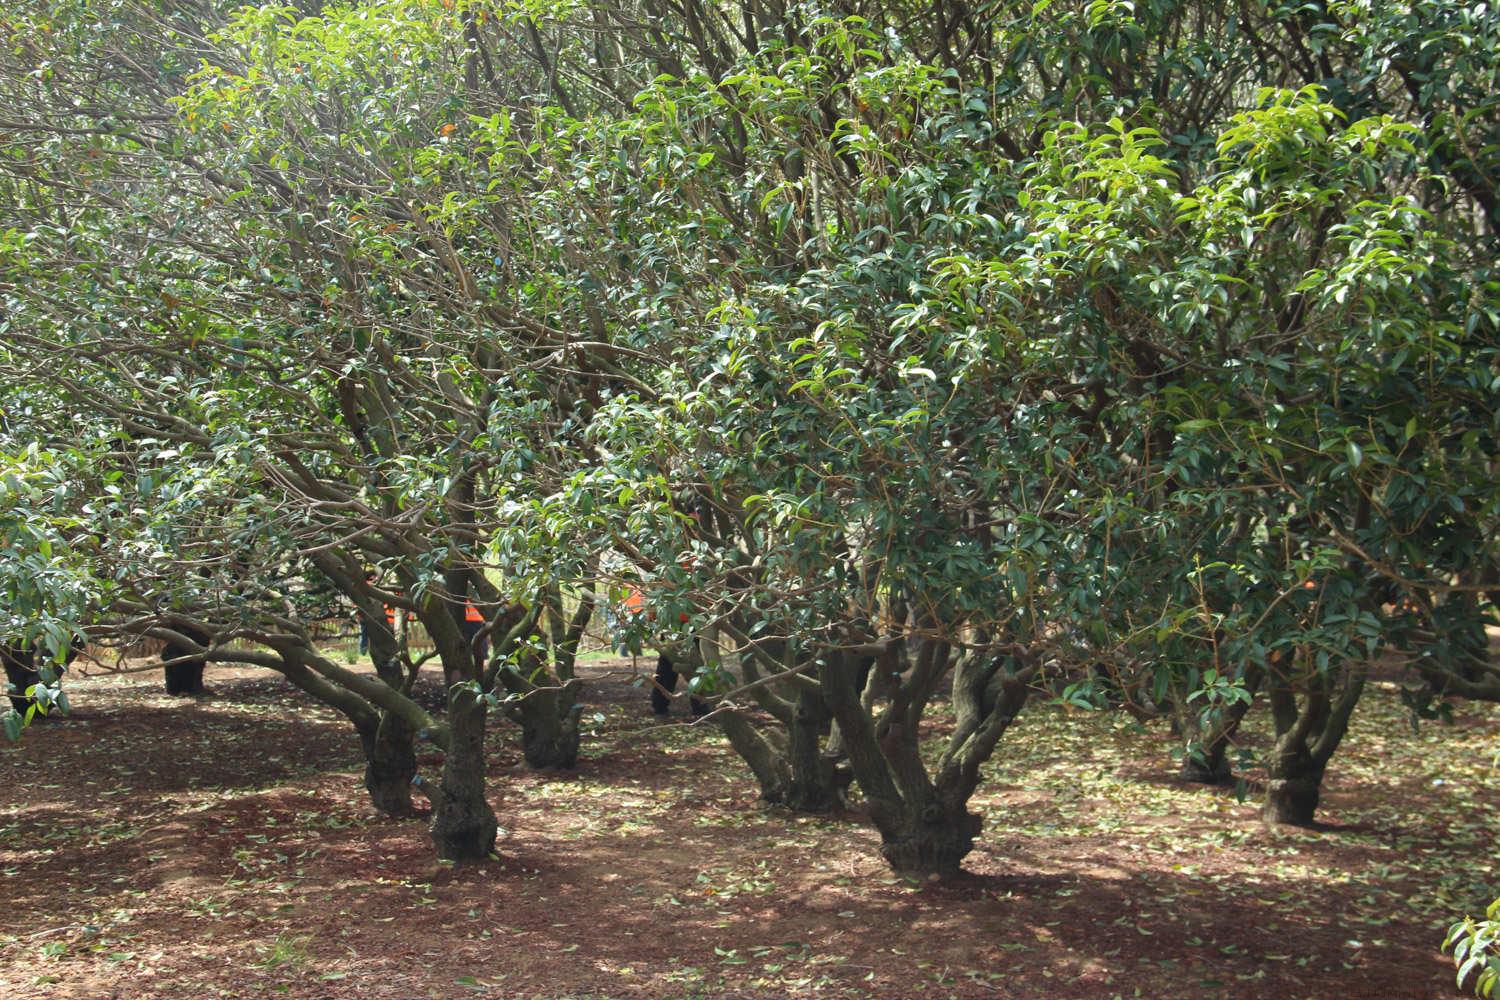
[2, 664, 1493, 997]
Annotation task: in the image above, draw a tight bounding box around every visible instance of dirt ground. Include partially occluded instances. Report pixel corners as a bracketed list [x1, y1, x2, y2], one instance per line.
[1, 651, 1495, 999]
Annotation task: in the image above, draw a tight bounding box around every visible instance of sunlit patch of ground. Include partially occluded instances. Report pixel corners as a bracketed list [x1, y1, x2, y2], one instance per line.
[1, 655, 1494, 998]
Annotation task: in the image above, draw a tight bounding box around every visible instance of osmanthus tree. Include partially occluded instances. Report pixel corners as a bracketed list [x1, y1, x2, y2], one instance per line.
[473, 0, 1500, 866]
[553, 23, 1117, 875]
[581, 4, 1499, 861]
[0, 0, 665, 856]
[3, 0, 1494, 876]
[993, 81, 1500, 824]
[0, 446, 99, 737]
[0, 0, 501, 855]
[168, 0, 698, 773]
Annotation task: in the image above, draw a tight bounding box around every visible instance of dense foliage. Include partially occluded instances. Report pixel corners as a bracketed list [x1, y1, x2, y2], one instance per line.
[0, 0, 1494, 920]
[1449, 896, 1500, 998]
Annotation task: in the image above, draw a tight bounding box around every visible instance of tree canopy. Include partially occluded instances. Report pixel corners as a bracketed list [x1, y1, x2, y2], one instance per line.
[0, 0, 1495, 937]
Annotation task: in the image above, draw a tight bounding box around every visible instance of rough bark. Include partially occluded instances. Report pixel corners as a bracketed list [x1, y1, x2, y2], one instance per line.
[714, 707, 794, 802]
[362, 634, 419, 816]
[1263, 751, 1326, 826]
[271, 645, 421, 818]
[358, 712, 419, 816]
[820, 641, 1033, 879]
[710, 671, 845, 811]
[484, 581, 594, 770]
[162, 625, 211, 696]
[1263, 660, 1366, 827]
[496, 664, 584, 770]
[783, 687, 842, 812]
[514, 685, 582, 770]
[873, 797, 984, 879]
[428, 683, 498, 861]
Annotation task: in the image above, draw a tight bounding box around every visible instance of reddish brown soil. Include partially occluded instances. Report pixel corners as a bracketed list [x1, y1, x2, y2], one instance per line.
[1, 656, 1493, 999]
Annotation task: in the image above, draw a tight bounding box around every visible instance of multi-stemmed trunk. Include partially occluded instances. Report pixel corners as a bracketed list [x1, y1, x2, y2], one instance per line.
[822, 640, 1035, 879]
[1172, 665, 1262, 785]
[784, 688, 845, 811]
[357, 620, 423, 817]
[1263, 659, 1366, 826]
[1264, 743, 1328, 826]
[873, 793, 985, 878]
[487, 583, 594, 771]
[714, 688, 847, 812]
[702, 634, 851, 813]
[296, 609, 493, 849]
[497, 674, 583, 770]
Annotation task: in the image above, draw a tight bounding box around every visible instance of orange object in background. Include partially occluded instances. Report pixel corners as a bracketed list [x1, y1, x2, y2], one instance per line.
[623, 584, 688, 623]
[465, 603, 483, 622]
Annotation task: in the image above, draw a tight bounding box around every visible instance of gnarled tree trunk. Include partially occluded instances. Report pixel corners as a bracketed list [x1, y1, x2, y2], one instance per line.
[1264, 748, 1327, 826]
[504, 680, 583, 770]
[428, 683, 498, 860]
[484, 579, 593, 771]
[359, 711, 419, 816]
[703, 635, 849, 812]
[1263, 659, 1366, 827]
[821, 639, 1035, 879]
[873, 795, 984, 879]
[783, 688, 843, 811]
[274, 643, 426, 818]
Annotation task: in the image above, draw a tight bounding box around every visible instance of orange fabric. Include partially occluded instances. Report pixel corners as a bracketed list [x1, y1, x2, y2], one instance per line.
[384, 606, 396, 625]
[622, 586, 688, 622]
[465, 603, 484, 623]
